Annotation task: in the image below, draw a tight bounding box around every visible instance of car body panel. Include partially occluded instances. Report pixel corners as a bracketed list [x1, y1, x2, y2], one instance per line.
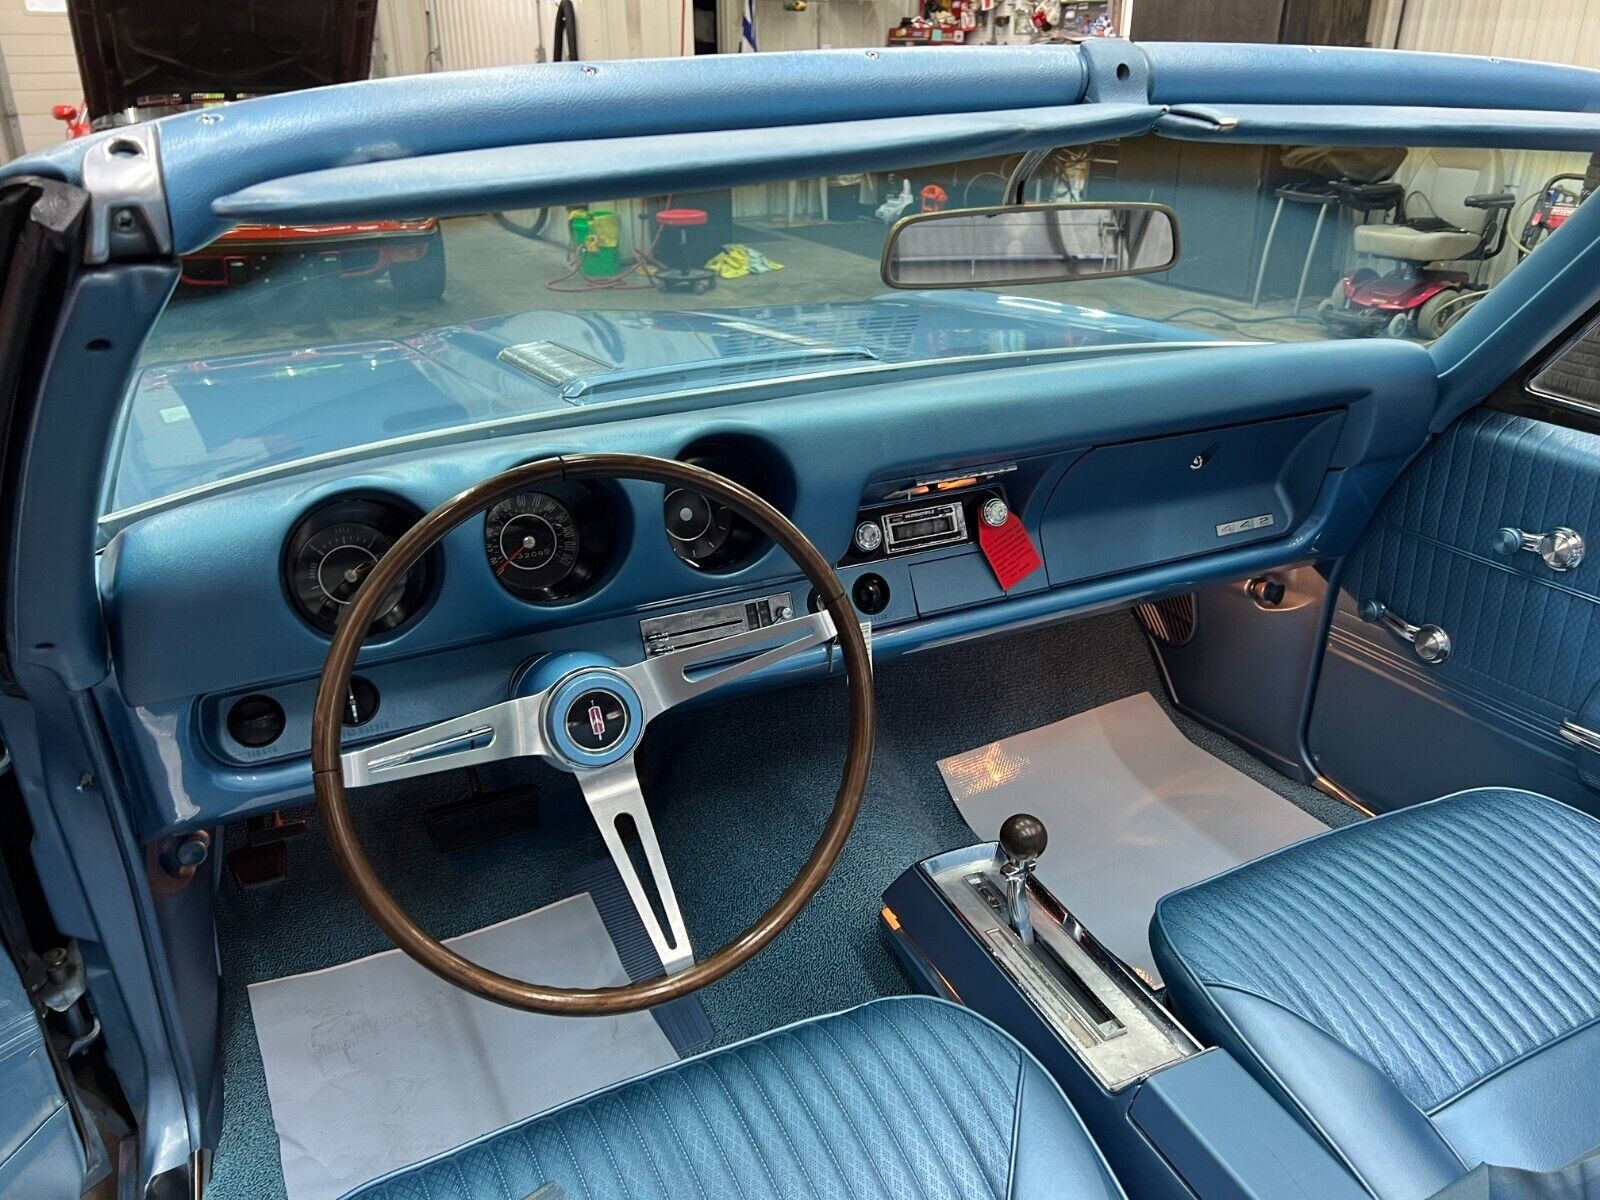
[56, 0, 428, 293]
[64, 0, 378, 122]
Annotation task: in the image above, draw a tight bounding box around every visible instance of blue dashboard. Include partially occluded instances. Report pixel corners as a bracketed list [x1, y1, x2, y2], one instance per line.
[97, 336, 1438, 837]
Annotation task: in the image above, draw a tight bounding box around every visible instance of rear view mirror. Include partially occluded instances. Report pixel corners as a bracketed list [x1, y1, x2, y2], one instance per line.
[882, 202, 1180, 289]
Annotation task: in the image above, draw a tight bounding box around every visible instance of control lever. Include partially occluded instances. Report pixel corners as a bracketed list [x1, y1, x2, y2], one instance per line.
[1358, 599, 1451, 664]
[998, 813, 1047, 944]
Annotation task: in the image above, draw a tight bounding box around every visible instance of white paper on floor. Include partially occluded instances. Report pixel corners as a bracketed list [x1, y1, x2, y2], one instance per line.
[249, 892, 677, 1200]
[939, 691, 1326, 985]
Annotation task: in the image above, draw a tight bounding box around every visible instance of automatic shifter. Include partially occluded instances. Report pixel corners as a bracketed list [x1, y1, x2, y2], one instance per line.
[998, 812, 1047, 944]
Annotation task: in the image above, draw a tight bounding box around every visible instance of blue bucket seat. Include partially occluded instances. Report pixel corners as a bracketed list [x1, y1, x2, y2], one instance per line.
[342, 995, 1126, 1200]
[1152, 788, 1600, 1199]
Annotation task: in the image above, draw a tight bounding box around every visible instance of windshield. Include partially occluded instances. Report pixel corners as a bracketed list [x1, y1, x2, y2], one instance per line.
[113, 136, 1579, 515]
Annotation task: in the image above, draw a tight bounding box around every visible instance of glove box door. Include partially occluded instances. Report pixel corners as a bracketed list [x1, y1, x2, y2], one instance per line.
[1040, 410, 1344, 584]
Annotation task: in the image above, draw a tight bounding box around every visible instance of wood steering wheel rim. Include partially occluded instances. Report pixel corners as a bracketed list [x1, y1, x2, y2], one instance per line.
[311, 452, 876, 1015]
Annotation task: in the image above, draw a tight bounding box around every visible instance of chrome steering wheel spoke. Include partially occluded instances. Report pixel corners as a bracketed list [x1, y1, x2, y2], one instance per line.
[621, 609, 838, 720]
[577, 758, 694, 975]
[341, 695, 545, 787]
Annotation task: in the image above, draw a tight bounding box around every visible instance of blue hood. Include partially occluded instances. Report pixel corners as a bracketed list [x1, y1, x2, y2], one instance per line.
[110, 292, 1197, 513]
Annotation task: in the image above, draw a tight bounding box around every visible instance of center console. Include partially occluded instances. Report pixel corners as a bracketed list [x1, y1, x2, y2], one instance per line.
[882, 815, 1367, 1200]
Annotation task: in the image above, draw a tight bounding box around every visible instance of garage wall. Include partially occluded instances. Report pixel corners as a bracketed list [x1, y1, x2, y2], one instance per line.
[376, 0, 687, 76]
[1361, 0, 1600, 286]
[718, 0, 912, 53]
[0, 0, 76, 155]
[1367, 0, 1600, 63]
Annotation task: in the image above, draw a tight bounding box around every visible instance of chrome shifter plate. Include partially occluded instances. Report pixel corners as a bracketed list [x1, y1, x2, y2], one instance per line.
[924, 845, 1197, 1091]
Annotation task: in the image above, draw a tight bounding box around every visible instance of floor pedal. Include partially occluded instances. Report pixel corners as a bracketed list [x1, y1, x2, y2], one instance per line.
[422, 771, 539, 853]
[226, 812, 306, 889]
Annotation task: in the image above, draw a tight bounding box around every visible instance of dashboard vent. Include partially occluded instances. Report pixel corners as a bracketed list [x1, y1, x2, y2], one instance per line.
[1134, 595, 1196, 646]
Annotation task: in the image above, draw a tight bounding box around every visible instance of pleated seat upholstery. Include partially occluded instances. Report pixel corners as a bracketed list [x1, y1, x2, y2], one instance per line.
[1152, 788, 1600, 1200]
[342, 995, 1125, 1200]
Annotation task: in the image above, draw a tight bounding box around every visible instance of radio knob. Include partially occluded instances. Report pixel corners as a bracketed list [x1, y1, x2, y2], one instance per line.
[854, 521, 883, 554]
[982, 497, 1010, 528]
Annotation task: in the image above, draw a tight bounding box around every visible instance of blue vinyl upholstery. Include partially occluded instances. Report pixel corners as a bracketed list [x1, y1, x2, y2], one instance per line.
[341, 996, 1125, 1200]
[1152, 788, 1600, 1199]
[1312, 408, 1600, 812]
[1340, 409, 1600, 732]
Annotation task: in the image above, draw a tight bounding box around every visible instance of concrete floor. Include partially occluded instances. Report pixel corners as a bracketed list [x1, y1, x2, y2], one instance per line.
[145, 212, 1336, 365]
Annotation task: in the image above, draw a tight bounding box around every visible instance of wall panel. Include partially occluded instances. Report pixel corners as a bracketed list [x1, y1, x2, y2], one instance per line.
[0, 0, 78, 154]
[1367, 0, 1600, 67]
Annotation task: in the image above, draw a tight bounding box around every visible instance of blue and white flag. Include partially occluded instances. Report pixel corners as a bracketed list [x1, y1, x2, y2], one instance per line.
[740, 0, 758, 52]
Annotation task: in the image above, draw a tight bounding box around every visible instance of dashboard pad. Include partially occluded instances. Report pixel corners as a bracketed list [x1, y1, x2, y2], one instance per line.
[96, 338, 1438, 836]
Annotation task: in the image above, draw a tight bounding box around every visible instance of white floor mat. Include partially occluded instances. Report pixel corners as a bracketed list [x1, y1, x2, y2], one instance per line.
[248, 893, 677, 1200]
[939, 692, 1327, 985]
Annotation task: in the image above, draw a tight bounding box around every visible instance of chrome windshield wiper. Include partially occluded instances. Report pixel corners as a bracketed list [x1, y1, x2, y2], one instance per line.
[557, 345, 880, 402]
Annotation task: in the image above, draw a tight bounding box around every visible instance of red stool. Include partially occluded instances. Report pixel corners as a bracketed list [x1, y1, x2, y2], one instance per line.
[655, 207, 715, 293]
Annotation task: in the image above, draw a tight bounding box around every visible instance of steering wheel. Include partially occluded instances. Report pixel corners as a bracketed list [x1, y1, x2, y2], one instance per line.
[311, 453, 875, 1015]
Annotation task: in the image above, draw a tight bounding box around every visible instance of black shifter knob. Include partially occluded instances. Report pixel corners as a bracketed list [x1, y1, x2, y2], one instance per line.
[999, 813, 1048, 865]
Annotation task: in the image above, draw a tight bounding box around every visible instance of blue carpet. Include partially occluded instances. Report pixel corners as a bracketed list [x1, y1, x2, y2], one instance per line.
[206, 611, 1348, 1199]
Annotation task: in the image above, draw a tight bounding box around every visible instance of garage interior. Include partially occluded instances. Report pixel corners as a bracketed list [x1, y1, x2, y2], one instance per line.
[1, 0, 1596, 352]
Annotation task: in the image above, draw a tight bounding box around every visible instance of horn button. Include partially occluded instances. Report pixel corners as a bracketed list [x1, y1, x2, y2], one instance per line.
[565, 688, 629, 753]
[541, 667, 645, 768]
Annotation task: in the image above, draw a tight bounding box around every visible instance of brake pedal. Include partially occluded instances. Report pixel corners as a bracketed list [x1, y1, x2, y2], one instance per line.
[422, 770, 539, 853]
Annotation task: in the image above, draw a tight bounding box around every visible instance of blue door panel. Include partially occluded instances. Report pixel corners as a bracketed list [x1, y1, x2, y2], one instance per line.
[1310, 409, 1600, 811]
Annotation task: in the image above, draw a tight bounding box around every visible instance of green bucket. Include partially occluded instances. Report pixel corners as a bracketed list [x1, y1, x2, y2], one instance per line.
[579, 208, 622, 277]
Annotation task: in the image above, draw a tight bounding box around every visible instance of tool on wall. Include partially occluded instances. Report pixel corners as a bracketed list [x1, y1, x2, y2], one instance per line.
[552, 0, 580, 61]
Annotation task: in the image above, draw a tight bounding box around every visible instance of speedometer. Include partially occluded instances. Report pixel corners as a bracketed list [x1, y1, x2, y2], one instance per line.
[485, 491, 585, 600]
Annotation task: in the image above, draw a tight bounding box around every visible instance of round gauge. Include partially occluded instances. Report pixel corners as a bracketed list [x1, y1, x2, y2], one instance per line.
[283, 498, 431, 636]
[665, 486, 737, 565]
[666, 443, 777, 572]
[485, 490, 596, 601]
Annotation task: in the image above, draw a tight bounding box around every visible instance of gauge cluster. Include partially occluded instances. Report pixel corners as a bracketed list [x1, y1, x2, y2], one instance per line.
[278, 447, 789, 637]
[666, 440, 783, 572]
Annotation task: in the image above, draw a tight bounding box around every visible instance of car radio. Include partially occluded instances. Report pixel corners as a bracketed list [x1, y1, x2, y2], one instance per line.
[884, 501, 968, 554]
[842, 485, 1009, 565]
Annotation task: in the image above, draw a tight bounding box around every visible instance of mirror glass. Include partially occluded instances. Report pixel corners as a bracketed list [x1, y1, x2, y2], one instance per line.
[883, 203, 1179, 289]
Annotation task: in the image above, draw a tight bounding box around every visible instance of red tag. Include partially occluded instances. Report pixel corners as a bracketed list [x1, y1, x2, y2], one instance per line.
[978, 514, 1042, 590]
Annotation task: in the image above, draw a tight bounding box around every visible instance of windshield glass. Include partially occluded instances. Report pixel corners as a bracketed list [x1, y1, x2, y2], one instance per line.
[114, 135, 1581, 515]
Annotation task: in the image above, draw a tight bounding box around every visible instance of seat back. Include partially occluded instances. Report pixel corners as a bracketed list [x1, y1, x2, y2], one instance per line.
[1151, 789, 1600, 1199]
[1398, 147, 1504, 233]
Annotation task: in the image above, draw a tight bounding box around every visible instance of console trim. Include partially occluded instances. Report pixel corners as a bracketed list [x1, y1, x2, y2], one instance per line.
[920, 843, 1198, 1091]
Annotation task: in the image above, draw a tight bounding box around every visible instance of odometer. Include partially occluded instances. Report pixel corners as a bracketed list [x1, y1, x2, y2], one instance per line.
[485, 491, 587, 600]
